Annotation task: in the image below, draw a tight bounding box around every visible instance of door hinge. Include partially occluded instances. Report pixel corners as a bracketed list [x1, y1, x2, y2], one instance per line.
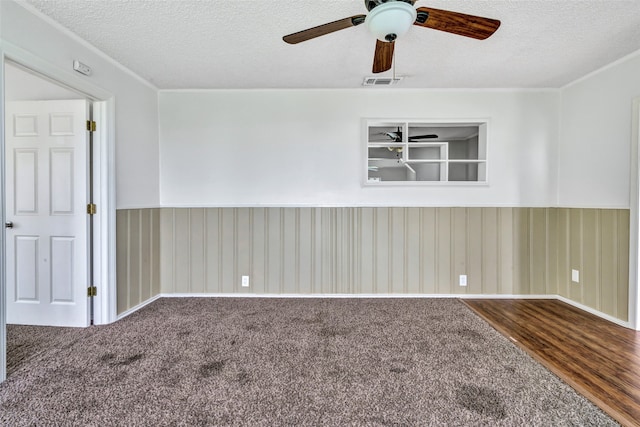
[87, 203, 97, 215]
[87, 286, 97, 297]
[86, 120, 96, 132]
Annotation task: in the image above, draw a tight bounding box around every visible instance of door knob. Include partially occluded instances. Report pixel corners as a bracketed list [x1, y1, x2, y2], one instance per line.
[5, 222, 13, 229]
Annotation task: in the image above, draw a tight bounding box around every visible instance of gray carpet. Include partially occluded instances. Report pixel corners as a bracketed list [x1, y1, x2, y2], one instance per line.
[6, 324, 89, 375]
[1, 298, 617, 426]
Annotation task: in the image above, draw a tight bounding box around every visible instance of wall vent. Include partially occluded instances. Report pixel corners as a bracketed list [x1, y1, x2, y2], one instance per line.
[363, 76, 403, 86]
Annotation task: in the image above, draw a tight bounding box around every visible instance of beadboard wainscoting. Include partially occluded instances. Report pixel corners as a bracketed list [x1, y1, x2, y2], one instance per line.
[510, 207, 630, 321]
[118, 207, 628, 321]
[116, 209, 161, 314]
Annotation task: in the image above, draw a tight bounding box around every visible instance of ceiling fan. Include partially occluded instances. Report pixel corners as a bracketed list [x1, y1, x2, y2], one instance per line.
[283, 0, 501, 74]
[382, 127, 438, 142]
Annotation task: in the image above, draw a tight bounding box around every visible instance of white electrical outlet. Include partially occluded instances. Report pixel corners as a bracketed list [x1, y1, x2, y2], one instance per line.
[459, 274, 467, 287]
[571, 269, 580, 283]
[241, 275, 250, 287]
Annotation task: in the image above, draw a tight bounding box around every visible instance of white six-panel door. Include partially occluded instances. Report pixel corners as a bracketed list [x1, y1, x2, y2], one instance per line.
[6, 100, 89, 327]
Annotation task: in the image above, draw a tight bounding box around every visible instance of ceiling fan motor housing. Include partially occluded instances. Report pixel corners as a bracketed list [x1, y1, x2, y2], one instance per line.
[365, 0, 416, 12]
[364, 0, 418, 42]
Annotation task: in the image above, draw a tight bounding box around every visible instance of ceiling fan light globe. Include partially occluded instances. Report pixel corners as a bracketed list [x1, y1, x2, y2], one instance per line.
[365, 1, 417, 42]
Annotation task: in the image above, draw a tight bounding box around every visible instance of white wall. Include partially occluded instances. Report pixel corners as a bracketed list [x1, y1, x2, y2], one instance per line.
[1, 1, 160, 208]
[159, 89, 559, 207]
[558, 51, 640, 208]
[5, 62, 83, 101]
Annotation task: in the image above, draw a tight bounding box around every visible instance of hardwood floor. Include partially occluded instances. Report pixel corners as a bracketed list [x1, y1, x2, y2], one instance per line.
[463, 299, 640, 427]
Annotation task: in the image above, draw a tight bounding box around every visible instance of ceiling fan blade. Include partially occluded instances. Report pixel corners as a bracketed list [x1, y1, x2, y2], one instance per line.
[409, 134, 439, 140]
[283, 15, 366, 44]
[373, 40, 394, 73]
[414, 7, 500, 40]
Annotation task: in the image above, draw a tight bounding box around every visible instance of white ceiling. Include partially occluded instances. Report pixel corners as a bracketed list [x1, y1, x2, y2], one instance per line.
[22, 0, 640, 89]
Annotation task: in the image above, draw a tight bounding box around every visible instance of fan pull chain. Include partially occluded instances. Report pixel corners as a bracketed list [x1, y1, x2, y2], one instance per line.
[392, 46, 396, 80]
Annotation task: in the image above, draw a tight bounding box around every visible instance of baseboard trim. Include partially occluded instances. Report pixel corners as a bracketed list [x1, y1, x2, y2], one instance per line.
[161, 293, 458, 299]
[117, 294, 162, 321]
[459, 294, 555, 300]
[115, 293, 628, 328]
[556, 295, 632, 329]
[160, 293, 554, 299]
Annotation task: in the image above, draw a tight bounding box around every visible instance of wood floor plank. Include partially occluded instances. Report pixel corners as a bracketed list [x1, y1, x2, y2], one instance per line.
[463, 299, 640, 427]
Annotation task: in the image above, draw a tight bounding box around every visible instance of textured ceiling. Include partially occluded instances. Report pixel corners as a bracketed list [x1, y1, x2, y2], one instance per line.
[21, 0, 640, 89]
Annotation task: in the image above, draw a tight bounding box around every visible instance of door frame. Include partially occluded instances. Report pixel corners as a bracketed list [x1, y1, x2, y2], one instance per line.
[631, 97, 640, 330]
[0, 41, 117, 382]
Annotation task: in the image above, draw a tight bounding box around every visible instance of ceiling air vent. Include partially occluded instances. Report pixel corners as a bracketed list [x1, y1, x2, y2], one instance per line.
[363, 76, 403, 86]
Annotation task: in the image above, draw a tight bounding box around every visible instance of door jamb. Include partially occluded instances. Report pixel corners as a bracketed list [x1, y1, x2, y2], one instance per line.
[0, 41, 117, 382]
[631, 97, 640, 330]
